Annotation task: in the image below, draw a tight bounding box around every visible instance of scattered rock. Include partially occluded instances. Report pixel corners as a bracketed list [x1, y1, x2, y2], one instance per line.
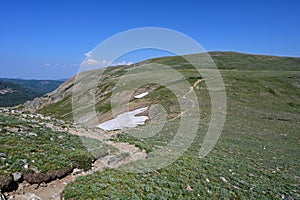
[11, 172, 22, 182]
[0, 153, 8, 162]
[23, 167, 73, 184]
[0, 153, 8, 158]
[279, 193, 295, 200]
[206, 187, 212, 195]
[248, 173, 257, 177]
[13, 192, 42, 200]
[0, 174, 19, 192]
[186, 185, 193, 191]
[29, 166, 40, 173]
[220, 176, 228, 183]
[27, 132, 37, 137]
[0, 193, 6, 200]
[72, 168, 83, 175]
[233, 185, 241, 190]
[39, 182, 47, 187]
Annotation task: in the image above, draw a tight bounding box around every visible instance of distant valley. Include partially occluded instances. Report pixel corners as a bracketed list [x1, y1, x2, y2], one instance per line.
[0, 78, 63, 107]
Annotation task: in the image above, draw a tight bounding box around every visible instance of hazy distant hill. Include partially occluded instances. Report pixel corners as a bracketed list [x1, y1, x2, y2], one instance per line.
[0, 78, 63, 107]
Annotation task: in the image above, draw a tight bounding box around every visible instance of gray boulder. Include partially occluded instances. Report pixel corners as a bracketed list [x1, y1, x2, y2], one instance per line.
[12, 172, 22, 182]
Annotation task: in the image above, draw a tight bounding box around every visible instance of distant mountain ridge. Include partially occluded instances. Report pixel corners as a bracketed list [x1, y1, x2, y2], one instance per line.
[137, 51, 300, 71]
[0, 78, 63, 107]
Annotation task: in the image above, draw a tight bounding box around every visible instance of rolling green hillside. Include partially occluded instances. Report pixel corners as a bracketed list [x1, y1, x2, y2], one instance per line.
[138, 51, 300, 71]
[21, 52, 300, 199]
[26, 52, 300, 122]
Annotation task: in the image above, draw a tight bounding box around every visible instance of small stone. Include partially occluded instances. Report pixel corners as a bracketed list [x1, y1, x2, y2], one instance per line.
[233, 185, 241, 190]
[186, 185, 193, 191]
[39, 182, 47, 187]
[220, 176, 228, 183]
[0, 152, 8, 158]
[0, 193, 6, 200]
[12, 172, 22, 182]
[23, 181, 30, 187]
[28, 132, 37, 137]
[206, 187, 212, 195]
[29, 165, 39, 173]
[72, 168, 82, 175]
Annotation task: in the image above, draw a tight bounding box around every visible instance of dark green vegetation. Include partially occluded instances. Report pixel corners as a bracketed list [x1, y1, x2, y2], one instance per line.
[0, 111, 114, 191]
[0, 78, 63, 107]
[60, 53, 300, 199]
[0, 80, 38, 107]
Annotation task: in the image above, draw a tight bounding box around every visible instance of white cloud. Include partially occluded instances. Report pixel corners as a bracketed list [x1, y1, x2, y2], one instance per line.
[111, 61, 133, 66]
[83, 58, 109, 66]
[83, 51, 133, 67]
[44, 63, 81, 67]
[84, 51, 93, 58]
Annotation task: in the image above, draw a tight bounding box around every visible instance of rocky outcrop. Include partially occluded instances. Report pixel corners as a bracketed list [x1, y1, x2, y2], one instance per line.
[0, 176, 17, 192]
[23, 167, 73, 184]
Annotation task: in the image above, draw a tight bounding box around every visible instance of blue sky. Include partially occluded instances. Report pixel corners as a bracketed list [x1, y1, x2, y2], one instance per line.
[0, 0, 299, 79]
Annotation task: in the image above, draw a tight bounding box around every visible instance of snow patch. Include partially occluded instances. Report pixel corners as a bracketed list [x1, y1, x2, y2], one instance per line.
[134, 92, 149, 99]
[96, 107, 149, 131]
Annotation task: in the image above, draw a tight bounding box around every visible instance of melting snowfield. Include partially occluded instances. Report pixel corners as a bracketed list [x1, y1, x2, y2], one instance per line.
[96, 107, 149, 131]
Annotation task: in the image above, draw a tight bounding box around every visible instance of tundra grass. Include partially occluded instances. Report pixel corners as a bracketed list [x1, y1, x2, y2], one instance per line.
[0, 113, 112, 184]
[63, 70, 300, 199]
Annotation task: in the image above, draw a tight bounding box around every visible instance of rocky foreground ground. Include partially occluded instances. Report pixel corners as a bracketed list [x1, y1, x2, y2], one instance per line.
[0, 108, 147, 199]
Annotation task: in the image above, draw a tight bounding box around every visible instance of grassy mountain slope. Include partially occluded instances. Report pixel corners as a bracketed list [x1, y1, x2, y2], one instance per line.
[24, 52, 300, 121]
[0, 78, 63, 107]
[139, 51, 300, 71]
[22, 52, 300, 199]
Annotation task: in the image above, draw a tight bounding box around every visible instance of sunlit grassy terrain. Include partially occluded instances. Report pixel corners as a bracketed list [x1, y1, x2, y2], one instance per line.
[63, 68, 300, 199]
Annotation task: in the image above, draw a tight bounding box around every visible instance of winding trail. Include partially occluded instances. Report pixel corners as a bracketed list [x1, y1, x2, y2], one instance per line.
[170, 79, 203, 121]
[8, 128, 147, 200]
[5, 79, 202, 200]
